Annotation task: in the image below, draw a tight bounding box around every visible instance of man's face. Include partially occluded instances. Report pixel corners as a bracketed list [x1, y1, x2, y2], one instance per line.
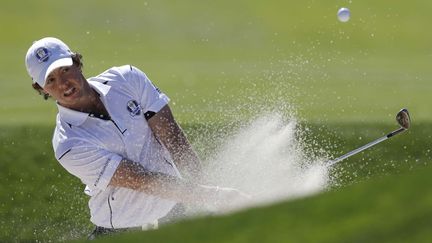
[43, 64, 87, 107]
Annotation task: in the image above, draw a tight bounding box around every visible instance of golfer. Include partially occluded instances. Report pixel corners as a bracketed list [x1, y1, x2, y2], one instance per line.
[25, 37, 248, 239]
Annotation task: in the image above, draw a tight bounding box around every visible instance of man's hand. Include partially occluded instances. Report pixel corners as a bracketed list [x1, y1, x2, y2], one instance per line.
[110, 159, 250, 209]
[216, 187, 251, 203]
[201, 185, 251, 210]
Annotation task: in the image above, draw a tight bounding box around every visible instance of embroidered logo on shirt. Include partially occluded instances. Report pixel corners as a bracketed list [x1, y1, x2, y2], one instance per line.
[126, 100, 142, 117]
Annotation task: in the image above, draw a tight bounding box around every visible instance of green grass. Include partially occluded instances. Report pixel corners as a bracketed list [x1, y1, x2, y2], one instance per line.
[96, 165, 432, 243]
[0, 123, 430, 242]
[1, 0, 432, 124]
[0, 126, 91, 241]
[1, 0, 431, 242]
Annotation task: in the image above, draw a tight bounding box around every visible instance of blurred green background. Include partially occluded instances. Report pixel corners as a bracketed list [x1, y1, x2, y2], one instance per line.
[0, 0, 431, 242]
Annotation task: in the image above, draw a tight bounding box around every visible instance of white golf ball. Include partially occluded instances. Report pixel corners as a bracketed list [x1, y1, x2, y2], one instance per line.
[337, 7, 350, 22]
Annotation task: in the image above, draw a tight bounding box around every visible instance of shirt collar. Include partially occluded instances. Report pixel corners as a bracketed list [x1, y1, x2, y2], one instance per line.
[57, 104, 89, 126]
[57, 81, 112, 126]
[89, 80, 111, 97]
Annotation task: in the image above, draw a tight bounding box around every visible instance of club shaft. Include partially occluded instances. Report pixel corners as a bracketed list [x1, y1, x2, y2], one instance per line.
[326, 127, 406, 167]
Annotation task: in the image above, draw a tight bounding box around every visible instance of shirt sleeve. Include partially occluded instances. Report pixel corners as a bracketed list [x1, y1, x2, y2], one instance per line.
[129, 65, 170, 113]
[57, 144, 123, 191]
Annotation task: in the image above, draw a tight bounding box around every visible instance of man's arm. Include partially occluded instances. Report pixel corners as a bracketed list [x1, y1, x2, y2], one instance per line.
[109, 159, 246, 206]
[147, 105, 202, 181]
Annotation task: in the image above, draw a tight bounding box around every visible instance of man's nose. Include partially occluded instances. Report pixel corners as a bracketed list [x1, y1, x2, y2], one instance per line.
[58, 76, 70, 87]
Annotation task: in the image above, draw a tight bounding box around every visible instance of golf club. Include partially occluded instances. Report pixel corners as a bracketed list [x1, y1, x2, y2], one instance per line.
[326, 108, 411, 167]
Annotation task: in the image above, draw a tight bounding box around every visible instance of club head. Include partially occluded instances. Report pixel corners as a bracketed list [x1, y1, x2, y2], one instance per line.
[396, 108, 410, 129]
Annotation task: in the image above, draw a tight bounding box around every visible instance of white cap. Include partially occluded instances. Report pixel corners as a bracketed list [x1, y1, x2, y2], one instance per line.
[25, 37, 73, 87]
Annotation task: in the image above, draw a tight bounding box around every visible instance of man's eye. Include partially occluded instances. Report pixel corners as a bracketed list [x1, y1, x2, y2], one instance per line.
[62, 67, 69, 73]
[46, 78, 55, 84]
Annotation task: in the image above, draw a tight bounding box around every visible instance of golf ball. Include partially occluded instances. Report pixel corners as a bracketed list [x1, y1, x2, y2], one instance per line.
[337, 7, 350, 22]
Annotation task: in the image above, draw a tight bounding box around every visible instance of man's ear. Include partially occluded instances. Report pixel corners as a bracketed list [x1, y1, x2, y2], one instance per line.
[39, 85, 49, 95]
[32, 82, 50, 99]
[41, 89, 51, 100]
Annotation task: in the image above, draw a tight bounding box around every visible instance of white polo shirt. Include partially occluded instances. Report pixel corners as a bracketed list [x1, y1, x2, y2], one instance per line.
[52, 65, 181, 228]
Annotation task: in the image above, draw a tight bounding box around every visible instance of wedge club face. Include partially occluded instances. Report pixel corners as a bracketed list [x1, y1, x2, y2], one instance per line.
[396, 108, 410, 130]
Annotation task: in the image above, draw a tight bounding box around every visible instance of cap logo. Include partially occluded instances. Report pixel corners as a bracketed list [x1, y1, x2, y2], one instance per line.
[126, 100, 142, 117]
[35, 47, 51, 63]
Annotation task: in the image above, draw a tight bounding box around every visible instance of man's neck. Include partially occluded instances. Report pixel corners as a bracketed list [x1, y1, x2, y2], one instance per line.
[60, 88, 109, 118]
